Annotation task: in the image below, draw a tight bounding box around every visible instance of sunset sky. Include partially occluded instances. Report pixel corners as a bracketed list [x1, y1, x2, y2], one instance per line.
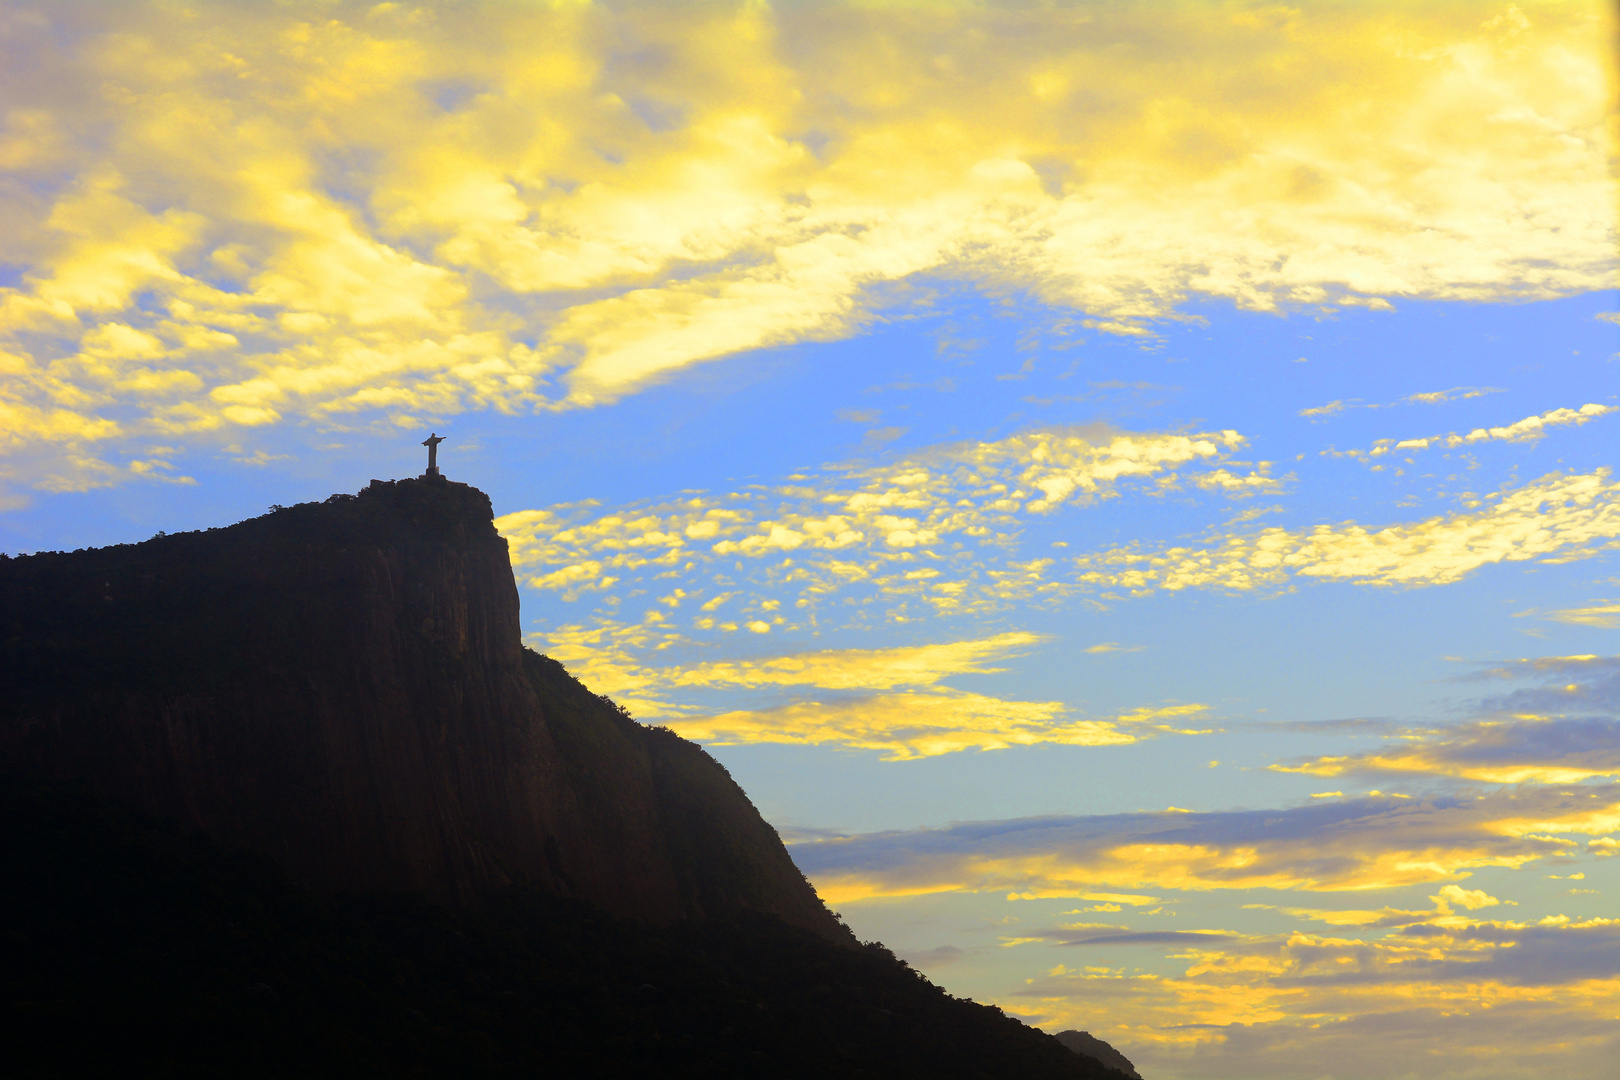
[2, 2, 1617, 1076]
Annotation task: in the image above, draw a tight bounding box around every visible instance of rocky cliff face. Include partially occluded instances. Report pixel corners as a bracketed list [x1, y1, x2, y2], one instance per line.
[0, 477, 846, 941]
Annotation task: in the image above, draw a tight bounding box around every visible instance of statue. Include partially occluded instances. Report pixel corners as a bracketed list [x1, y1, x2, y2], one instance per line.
[422, 432, 445, 477]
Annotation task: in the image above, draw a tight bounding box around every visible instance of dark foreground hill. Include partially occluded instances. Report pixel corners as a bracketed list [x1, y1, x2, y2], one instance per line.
[0, 782, 1127, 1079]
[0, 477, 1128, 1078]
[0, 477, 837, 936]
[1056, 1030, 1143, 1078]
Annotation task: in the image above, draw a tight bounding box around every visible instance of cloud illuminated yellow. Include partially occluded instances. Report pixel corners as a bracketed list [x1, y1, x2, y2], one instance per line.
[0, 2, 1612, 488]
[1534, 602, 1620, 629]
[1330, 403, 1616, 463]
[664, 632, 1045, 690]
[525, 619, 1208, 759]
[1275, 734, 1620, 785]
[496, 424, 1262, 620]
[1014, 928, 1620, 1077]
[799, 786, 1619, 904]
[1074, 469, 1620, 592]
[668, 693, 1208, 761]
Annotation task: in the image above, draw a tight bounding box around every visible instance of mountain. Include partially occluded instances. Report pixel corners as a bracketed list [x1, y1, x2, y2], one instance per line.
[0, 780, 1130, 1079]
[0, 476, 1130, 1078]
[1055, 1030, 1143, 1078]
[0, 476, 838, 937]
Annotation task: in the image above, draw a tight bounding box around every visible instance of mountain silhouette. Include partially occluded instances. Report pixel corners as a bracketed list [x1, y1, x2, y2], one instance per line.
[0, 477, 1134, 1078]
[0, 476, 840, 935]
[1056, 1030, 1142, 1078]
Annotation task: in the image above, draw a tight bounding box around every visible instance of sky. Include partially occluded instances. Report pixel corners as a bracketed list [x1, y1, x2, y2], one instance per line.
[1, 2, 1617, 1077]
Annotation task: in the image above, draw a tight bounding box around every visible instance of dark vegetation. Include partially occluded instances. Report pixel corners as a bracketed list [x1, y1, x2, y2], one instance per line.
[1055, 1030, 1143, 1079]
[0, 781, 1124, 1080]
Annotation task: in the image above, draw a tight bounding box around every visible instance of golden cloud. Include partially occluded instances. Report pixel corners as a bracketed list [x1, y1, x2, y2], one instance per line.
[1332, 402, 1616, 462]
[1014, 928, 1620, 1077]
[666, 692, 1207, 761]
[1074, 469, 1620, 592]
[668, 690, 1080, 761]
[1274, 728, 1620, 785]
[524, 618, 1207, 758]
[1, 2, 1612, 485]
[1275, 656, 1620, 784]
[496, 424, 1259, 622]
[663, 631, 1045, 691]
[797, 786, 1619, 904]
[505, 462, 1620, 697]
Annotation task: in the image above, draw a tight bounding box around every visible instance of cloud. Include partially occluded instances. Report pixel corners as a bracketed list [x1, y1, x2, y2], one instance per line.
[524, 621, 1209, 759]
[793, 786, 1620, 904]
[1, 2, 1612, 485]
[497, 424, 1264, 622]
[1332, 403, 1616, 462]
[1274, 717, 1620, 785]
[1052, 930, 1233, 947]
[1445, 405, 1617, 446]
[1077, 892, 1162, 907]
[1301, 386, 1505, 420]
[1073, 469, 1620, 593]
[1274, 656, 1620, 784]
[1012, 921, 1620, 1080]
[666, 692, 1207, 761]
[668, 690, 1078, 761]
[664, 632, 1046, 691]
[1402, 387, 1504, 406]
[1432, 884, 1500, 913]
[1534, 602, 1620, 629]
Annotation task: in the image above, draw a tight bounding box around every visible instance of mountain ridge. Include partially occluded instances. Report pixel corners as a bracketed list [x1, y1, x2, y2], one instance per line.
[0, 475, 1139, 1078]
[0, 476, 841, 938]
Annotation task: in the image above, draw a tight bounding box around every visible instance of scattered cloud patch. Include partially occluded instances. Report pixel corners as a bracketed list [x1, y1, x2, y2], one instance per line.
[1013, 918, 1620, 1076]
[665, 689, 1209, 761]
[1330, 403, 1616, 463]
[1403, 387, 1504, 405]
[1072, 469, 1620, 593]
[498, 424, 1268, 624]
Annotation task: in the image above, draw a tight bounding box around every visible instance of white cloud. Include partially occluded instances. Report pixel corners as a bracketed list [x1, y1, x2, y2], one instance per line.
[1335, 403, 1617, 462]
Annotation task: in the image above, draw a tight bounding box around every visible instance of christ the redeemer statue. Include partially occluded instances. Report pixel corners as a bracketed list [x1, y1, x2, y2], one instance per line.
[422, 432, 445, 477]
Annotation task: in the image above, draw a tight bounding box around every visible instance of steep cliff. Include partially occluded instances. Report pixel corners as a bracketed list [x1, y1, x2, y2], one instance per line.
[0, 477, 844, 940]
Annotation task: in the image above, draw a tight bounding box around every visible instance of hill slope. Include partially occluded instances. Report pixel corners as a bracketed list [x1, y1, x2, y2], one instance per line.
[0, 477, 836, 937]
[0, 476, 1130, 1078]
[0, 781, 1130, 1079]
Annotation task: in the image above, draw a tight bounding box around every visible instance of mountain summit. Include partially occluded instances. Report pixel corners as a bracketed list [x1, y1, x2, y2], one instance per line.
[0, 477, 842, 938]
[0, 478, 1137, 1078]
